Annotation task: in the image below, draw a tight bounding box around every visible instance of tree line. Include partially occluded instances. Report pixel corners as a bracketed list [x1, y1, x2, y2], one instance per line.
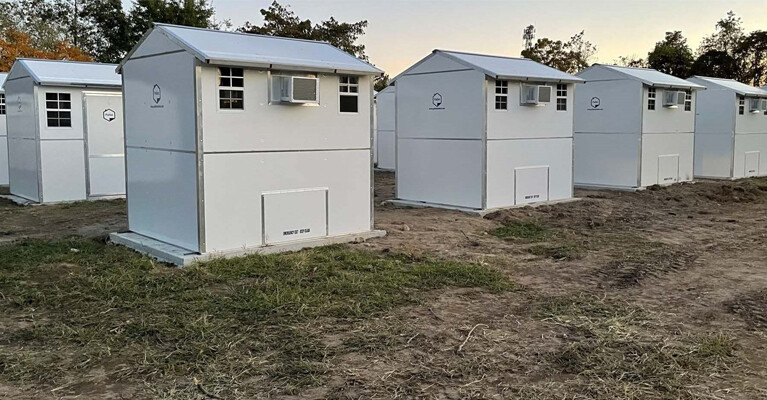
[523, 11, 767, 87]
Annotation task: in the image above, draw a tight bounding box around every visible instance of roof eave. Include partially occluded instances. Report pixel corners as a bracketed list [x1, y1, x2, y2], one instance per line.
[495, 74, 584, 84]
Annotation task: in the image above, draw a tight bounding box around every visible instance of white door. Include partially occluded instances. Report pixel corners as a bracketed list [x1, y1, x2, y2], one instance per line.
[83, 94, 125, 197]
[657, 154, 680, 185]
[744, 151, 760, 178]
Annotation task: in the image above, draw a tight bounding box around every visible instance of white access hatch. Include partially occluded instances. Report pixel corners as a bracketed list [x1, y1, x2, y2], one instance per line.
[657, 154, 680, 185]
[262, 188, 328, 245]
[744, 151, 760, 177]
[515, 166, 550, 205]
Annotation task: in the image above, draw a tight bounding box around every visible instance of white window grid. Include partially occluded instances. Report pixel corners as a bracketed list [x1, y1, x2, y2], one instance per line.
[339, 76, 359, 113]
[739, 97, 745, 115]
[684, 90, 692, 112]
[0, 94, 5, 115]
[556, 84, 567, 111]
[218, 67, 244, 110]
[648, 87, 656, 111]
[45, 92, 71, 127]
[495, 80, 508, 110]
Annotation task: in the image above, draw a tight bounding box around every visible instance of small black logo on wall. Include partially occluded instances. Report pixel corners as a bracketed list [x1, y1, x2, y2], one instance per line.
[103, 109, 116, 122]
[429, 93, 445, 110]
[151, 84, 164, 108]
[588, 96, 602, 110]
[17, 97, 22, 112]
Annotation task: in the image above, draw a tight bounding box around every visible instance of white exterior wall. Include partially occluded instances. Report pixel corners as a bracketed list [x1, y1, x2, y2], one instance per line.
[641, 87, 695, 186]
[198, 65, 373, 252]
[574, 79, 643, 188]
[375, 87, 395, 170]
[734, 101, 767, 178]
[485, 80, 574, 208]
[123, 51, 200, 252]
[396, 69, 485, 209]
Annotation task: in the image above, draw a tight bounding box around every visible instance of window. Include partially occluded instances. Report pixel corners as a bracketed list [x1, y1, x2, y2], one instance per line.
[339, 76, 358, 113]
[495, 80, 508, 110]
[556, 84, 567, 111]
[0, 94, 5, 115]
[738, 96, 745, 115]
[648, 87, 656, 111]
[45, 93, 71, 127]
[218, 67, 244, 110]
[684, 90, 692, 112]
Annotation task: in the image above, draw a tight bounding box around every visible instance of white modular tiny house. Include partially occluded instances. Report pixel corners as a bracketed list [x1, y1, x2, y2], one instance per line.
[3, 59, 125, 203]
[374, 86, 395, 171]
[0, 73, 8, 186]
[574, 65, 704, 190]
[112, 24, 385, 266]
[687, 76, 767, 179]
[392, 50, 582, 211]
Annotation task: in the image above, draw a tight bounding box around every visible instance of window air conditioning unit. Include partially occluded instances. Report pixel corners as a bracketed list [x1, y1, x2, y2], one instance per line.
[748, 98, 767, 113]
[662, 90, 686, 107]
[521, 85, 552, 106]
[273, 76, 319, 103]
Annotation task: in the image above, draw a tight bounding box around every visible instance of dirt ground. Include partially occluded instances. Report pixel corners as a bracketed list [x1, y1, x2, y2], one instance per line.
[2, 172, 767, 399]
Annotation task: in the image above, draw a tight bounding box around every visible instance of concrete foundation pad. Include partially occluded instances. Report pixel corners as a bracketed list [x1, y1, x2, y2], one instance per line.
[110, 230, 388, 267]
[386, 198, 582, 217]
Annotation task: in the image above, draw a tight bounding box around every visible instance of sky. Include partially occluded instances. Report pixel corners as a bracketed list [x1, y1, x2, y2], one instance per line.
[121, 0, 767, 77]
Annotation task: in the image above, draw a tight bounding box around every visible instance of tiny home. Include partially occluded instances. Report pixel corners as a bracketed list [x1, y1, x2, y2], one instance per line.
[392, 50, 582, 211]
[3, 59, 125, 203]
[0, 73, 8, 186]
[374, 86, 395, 171]
[574, 65, 705, 190]
[688, 76, 767, 179]
[111, 24, 385, 266]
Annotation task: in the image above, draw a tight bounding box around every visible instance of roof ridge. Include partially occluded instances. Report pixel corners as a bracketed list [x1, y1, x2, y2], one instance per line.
[19, 58, 118, 67]
[436, 49, 529, 61]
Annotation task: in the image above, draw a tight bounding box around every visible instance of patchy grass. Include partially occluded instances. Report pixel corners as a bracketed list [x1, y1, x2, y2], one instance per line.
[0, 238, 511, 398]
[537, 294, 737, 400]
[490, 221, 549, 241]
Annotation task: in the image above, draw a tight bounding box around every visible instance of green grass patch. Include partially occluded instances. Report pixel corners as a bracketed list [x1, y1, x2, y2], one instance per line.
[0, 238, 510, 396]
[490, 221, 549, 241]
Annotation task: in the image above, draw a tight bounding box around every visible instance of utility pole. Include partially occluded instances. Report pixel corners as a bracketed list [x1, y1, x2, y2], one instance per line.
[523, 25, 536, 51]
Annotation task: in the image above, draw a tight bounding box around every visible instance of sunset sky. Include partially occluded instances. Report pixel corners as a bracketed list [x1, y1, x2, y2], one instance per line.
[123, 0, 767, 77]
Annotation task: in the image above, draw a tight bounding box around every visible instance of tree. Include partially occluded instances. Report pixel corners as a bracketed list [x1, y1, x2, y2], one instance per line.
[520, 31, 596, 73]
[699, 11, 744, 56]
[76, 0, 132, 63]
[374, 74, 389, 92]
[240, 1, 369, 60]
[690, 50, 738, 79]
[614, 55, 647, 68]
[129, 0, 216, 42]
[647, 31, 694, 78]
[735, 31, 767, 87]
[0, 28, 91, 71]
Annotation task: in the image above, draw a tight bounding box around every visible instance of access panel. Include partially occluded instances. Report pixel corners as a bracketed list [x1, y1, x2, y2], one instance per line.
[515, 166, 550, 205]
[657, 154, 680, 185]
[262, 188, 328, 245]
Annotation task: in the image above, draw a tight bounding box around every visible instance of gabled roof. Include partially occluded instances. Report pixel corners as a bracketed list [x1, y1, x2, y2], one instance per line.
[121, 24, 382, 76]
[689, 76, 767, 98]
[6, 59, 121, 88]
[579, 64, 704, 90]
[393, 50, 583, 83]
[0, 73, 7, 92]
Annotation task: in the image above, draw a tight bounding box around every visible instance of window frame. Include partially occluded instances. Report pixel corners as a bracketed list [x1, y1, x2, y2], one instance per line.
[0, 93, 5, 115]
[684, 90, 692, 112]
[45, 92, 72, 128]
[339, 75, 359, 114]
[738, 96, 745, 115]
[494, 80, 508, 110]
[556, 83, 568, 111]
[648, 87, 656, 111]
[218, 67, 245, 111]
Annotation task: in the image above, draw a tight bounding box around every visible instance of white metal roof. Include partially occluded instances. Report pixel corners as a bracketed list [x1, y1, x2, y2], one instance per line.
[394, 50, 582, 83]
[10, 59, 121, 88]
[0, 73, 7, 92]
[689, 76, 767, 98]
[584, 64, 704, 90]
[440, 50, 583, 83]
[124, 24, 382, 76]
